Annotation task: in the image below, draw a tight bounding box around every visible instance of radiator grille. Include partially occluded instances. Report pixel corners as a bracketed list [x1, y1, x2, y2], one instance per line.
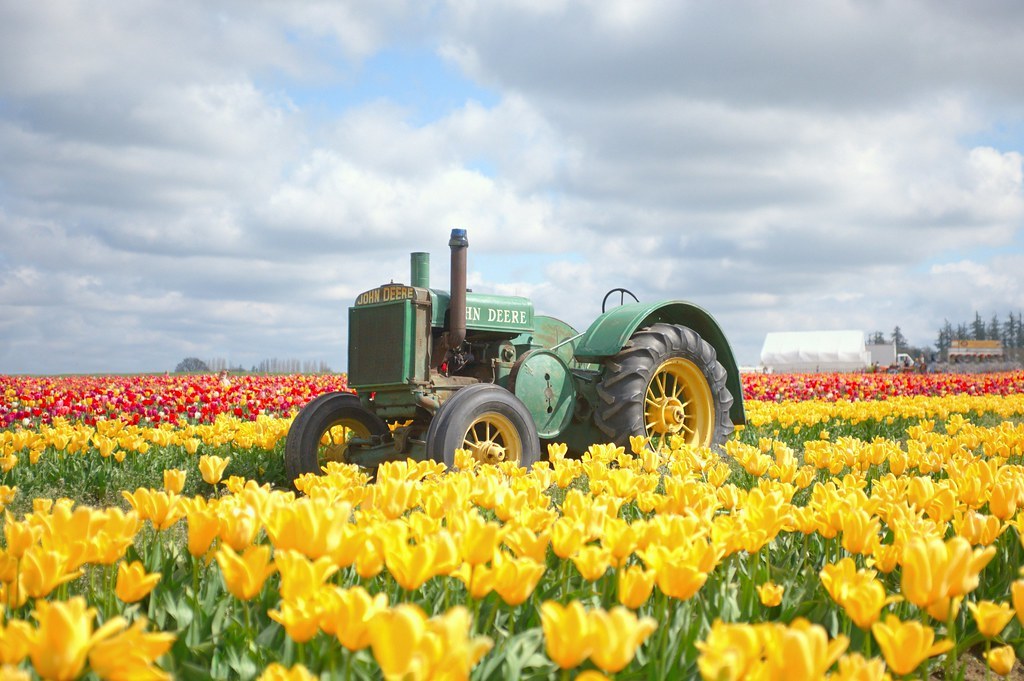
[348, 302, 411, 387]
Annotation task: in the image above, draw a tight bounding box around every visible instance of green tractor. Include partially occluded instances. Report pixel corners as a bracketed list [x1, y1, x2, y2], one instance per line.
[285, 229, 745, 481]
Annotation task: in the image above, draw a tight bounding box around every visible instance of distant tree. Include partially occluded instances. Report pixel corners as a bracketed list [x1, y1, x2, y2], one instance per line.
[972, 312, 986, 340]
[869, 331, 887, 344]
[935, 319, 954, 356]
[988, 314, 1000, 342]
[891, 326, 908, 353]
[1003, 313, 1014, 346]
[175, 357, 210, 373]
[956, 322, 969, 340]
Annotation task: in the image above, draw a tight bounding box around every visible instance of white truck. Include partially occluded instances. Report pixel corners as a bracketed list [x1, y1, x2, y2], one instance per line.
[867, 342, 914, 372]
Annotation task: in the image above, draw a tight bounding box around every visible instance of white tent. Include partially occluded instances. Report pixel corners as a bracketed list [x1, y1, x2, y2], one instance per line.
[759, 330, 870, 373]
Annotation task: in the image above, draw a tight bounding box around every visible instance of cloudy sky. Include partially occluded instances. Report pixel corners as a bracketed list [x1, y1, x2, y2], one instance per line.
[2, 1, 1023, 374]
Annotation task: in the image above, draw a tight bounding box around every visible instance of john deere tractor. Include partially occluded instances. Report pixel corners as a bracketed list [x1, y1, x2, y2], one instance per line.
[285, 229, 745, 481]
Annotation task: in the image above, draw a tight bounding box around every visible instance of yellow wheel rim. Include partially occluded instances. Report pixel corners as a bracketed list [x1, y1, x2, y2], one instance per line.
[644, 358, 714, 447]
[318, 420, 371, 463]
[463, 413, 522, 465]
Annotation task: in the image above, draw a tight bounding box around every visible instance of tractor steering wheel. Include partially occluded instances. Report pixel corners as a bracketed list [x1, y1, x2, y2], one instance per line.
[601, 287, 640, 313]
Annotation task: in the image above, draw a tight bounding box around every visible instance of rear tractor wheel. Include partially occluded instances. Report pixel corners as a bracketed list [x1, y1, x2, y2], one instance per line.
[285, 392, 388, 484]
[426, 384, 541, 469]
[595, 323, 734, 449]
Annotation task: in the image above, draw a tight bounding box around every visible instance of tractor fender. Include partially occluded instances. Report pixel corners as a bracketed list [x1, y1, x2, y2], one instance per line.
[573, 301, 746, 426]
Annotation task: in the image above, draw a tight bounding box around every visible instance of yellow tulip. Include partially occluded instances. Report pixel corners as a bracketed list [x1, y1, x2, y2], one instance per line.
[369, 477, 418, 520]
[871, 542, 901, 574]
[162, 468, 186, 494]
[320, 586, 389, 651]
[368, 603, 427, 679]
[215, 544, 277, 601]
[257, 663, 318, 681]
[968, 600, 1016, 639]
[502, 525, 550, 563]
[491, 553, 545, 607]
[552, 459, 582, 488]
[540, 600, 592, 670]
[984, 645, 1016, 677]
[694, 620, 762, 681]
[952, 509, 1004, 546]
[186, 506, 221, 558]
[453, 560, 495, 602]
[841, 578, 895, 630]
[617, 565, 656, 610]
[115, 560, 162, 603]
[273, 549, 338, 602]
[550, 518, 587, 559]
[0, 619, 32, 665]
[87, 618, 176, 681]
[382, 536, 442, 592]
[1012, 579, 1024, 626]
[268, 598, 322, 644]
[421, 605, 493, 680]
[19, 547, 83, 600]
[354, 538, 384, 580]
[901, 535, 994, 611]
[762, 619, 848, 680]
[217, 503, 259, 552]
[28, 597, 125, 681]
[639, 545, 708, 601]
[839, 508, 880, 555]
[757, 581, 784, 607]
[925, 595, 962, 623]
[572, 545, 612, 582]
[871, 614, 953, 676]
[199, 454, 231, 486]
[945, 540, 996, 597]
[588, 606, 657, 673]
[988, 481, 1019, 520]
[600, 517, 637, 568]
[829, 653, 889, 681]
[456, 511, 504, 566]
[263, 498, 352, 560]
[121, 488, 186, 531]
[3, 513, 41, 559]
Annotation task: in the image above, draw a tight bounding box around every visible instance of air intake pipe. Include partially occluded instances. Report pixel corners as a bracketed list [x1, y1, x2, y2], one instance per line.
[449, 228, 468, 349]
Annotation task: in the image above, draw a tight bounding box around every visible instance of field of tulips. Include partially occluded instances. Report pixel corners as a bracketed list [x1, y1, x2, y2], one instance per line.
[2, 371, 1024, 680]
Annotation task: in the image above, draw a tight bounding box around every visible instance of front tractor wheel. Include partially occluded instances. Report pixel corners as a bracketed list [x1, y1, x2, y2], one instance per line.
[285, 392, 388, 484]
[426, 384, 541, 469]
[595, 323, 734, 449]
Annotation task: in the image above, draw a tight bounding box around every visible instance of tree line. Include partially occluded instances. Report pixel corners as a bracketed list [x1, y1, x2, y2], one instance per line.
[868, 310, 1024, 362]
[173, 357, 333, 374]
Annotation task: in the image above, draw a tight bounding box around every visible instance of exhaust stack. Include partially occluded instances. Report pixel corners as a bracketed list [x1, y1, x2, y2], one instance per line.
[448, 228, 468, 348]
[410, 252, 430, 289]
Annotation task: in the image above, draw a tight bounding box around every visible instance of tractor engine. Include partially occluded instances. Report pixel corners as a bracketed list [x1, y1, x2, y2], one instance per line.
[347, 229, 535, 421]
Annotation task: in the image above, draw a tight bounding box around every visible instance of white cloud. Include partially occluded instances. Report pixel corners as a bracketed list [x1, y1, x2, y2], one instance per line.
[1, 1, 1023, 373]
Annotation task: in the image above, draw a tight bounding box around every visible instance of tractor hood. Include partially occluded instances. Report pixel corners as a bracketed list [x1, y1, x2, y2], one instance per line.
[430, 290, 534, 334]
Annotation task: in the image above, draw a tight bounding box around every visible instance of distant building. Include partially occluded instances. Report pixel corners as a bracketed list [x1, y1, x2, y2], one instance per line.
[759, 330, 871, 373]
[947, 339, 1003, 363]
